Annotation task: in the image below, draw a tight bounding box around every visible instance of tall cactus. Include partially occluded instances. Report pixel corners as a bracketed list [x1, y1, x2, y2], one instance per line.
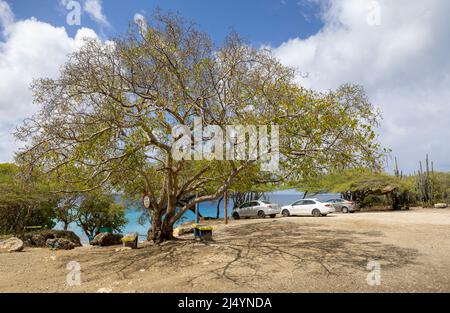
[394, 157, 400, 178]
[416, 155, 434, 206]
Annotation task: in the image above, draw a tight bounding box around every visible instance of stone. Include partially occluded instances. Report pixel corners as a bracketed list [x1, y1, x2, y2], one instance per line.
[90, 232, 123, 246]
[122, 232, 138, 249]
[0, 237, 24, 253]
[46, 238, 76, 250]
[20, 230, 81, 247]
[173, 225, 194, 237]
[29, 234, 46, 247]
[114, 246, 132, 252]
[434, 203, 448, 208]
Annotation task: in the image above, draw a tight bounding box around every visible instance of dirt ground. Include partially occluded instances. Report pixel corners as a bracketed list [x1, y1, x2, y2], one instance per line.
[1, 207, 449, 293]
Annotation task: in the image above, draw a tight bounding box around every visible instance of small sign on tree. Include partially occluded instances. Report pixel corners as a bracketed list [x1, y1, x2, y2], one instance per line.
[143, 195, 151, 209]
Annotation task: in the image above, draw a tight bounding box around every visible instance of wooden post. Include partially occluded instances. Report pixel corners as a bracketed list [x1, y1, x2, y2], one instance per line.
[224, 190, 228, 225]
[195, 193, 200, 224]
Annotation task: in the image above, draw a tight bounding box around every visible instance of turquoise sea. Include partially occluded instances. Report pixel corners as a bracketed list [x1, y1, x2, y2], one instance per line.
[58, 190, 339, 243]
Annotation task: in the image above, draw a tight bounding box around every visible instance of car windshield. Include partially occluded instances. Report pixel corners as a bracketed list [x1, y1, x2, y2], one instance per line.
[260, 200, 271, 204]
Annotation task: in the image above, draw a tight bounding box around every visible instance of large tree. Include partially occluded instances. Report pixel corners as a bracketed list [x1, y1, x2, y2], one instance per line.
[76, 192, 127, 240]
[15, 12, 382, 242]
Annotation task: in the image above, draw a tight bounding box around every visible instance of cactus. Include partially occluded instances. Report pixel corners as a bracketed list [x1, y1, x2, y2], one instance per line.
[415, 154, 435, 206]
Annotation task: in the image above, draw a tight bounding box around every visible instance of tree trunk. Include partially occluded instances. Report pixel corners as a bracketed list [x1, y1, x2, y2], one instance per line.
[148, 210, 174, 243]
[391, 191, 401, 210]
[84, 229, 95, 241]
[216, 196, 223, 219]
[160, 216, 174, 242]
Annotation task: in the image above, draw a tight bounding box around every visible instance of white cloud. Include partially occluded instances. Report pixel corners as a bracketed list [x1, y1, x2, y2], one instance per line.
[273, 0, 450, 172]
[0, 0, 13, 29]
[83, 0, 109, 27]
[0, 0, 98, 162]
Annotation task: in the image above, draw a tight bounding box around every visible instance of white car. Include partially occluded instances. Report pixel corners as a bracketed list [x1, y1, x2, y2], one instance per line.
[281, 198, 335, 217]
[232, 200, 281, 219]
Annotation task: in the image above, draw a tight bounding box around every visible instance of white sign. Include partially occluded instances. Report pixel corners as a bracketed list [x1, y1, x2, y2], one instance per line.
[143, 195, 151, 209]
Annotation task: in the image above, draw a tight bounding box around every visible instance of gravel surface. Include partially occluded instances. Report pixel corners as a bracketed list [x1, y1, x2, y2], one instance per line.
[1, 207, 449, 292]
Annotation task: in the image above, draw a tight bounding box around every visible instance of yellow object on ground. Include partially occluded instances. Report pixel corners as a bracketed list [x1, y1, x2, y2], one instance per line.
[192, 224, 213, 231]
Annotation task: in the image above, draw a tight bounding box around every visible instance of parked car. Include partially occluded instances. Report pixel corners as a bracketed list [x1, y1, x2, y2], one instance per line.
[232, 200, 281, 219]
[325, 198, 357, 213]
[280, 198, 335, 217]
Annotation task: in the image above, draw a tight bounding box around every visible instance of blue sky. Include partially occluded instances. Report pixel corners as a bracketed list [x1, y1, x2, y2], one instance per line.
[7, 0, 323, 46]
[1, 0, 450, 172]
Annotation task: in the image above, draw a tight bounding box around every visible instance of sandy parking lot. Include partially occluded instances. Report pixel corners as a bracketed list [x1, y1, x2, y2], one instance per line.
[1, 207, 449, 292]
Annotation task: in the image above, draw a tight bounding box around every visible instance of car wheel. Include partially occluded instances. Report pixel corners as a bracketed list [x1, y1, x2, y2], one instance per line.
[270, 214, 276, 218]
[312, 209, 321, 217]
[281, 209, 290, 217]
[342, 207, 349, 213]
[257, 210, 266, 218]
[232, 212, 240, 220]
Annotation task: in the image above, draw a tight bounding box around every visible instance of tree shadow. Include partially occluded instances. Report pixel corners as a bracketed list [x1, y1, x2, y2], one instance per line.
[58, 220, 419, 289]
[184, 221, 418, 287]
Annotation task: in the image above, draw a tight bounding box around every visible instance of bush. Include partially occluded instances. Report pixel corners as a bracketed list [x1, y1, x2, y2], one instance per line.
[359, 195, 386, 208]
[19, 229, 82, 247]
[0, 163, 57, 235]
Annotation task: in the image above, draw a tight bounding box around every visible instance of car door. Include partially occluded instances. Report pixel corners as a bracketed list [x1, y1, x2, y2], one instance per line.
[248, 201, 261, 217]
[291, 200, 304, 215]
[238, 202, 249, 217]
[302, 200, 316, 215]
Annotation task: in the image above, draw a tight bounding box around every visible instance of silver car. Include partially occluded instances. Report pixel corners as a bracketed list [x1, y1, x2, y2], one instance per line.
[325, 198, 357, 213]
[232, 200, 281, 219]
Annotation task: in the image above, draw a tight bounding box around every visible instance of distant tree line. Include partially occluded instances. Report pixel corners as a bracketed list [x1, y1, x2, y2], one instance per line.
[294, 156, 450, 210]
[0, 163, 126, 237]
